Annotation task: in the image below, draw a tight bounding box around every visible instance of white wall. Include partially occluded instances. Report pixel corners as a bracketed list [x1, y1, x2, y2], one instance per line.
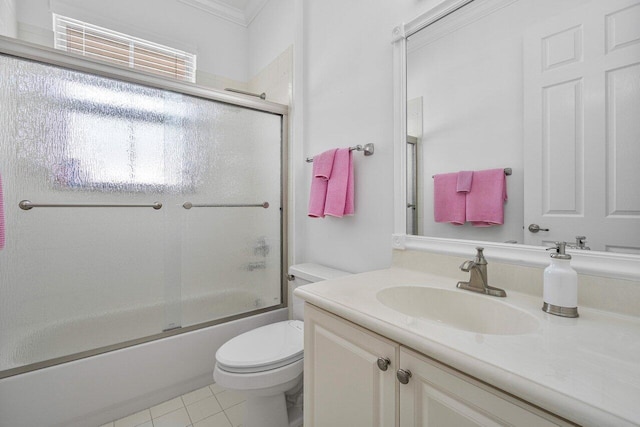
[295, 0, 446, 273]
[246, 0, 294, 105]
[248, 0, 294, 79]
[0, 0, 17, 38]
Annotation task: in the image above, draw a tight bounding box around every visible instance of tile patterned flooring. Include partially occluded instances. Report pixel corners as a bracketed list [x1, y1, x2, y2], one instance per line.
[101, 382, 245, 427]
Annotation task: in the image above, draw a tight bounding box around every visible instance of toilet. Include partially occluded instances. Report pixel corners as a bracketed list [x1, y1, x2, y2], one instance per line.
[213, 263, 351, 427]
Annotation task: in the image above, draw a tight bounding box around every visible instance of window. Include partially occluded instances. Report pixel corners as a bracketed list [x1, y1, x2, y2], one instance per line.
[53, 14, 196, 83]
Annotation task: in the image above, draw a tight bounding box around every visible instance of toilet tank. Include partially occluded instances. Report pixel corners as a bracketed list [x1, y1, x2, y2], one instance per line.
[287, 263, 351, 320]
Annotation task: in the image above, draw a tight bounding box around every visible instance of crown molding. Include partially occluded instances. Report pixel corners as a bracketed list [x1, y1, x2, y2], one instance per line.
[245, 0, 270, 25]
[178, 0, 269, 27]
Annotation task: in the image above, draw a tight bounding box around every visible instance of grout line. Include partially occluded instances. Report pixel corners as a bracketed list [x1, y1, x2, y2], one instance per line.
[222, 407, 234, 427]
[181, 395, 194, 426]
[222, 400, 244, 427]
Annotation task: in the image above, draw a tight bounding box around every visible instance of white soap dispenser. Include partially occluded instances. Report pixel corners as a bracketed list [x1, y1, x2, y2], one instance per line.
[542, 242, 579, 318]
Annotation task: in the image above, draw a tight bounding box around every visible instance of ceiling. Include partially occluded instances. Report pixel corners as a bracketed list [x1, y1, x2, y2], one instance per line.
[177, 0, 270, 27]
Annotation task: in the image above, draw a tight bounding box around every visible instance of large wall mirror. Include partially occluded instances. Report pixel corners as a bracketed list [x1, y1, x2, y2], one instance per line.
[392, 0, 640, 278]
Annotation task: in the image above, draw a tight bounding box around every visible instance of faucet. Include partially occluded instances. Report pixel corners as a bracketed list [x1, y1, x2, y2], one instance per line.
[573, 236, 590, 250]
[456, 247, 507, 297]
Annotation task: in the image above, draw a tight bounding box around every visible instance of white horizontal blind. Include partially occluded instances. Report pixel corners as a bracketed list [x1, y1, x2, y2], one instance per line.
[53, 14, 196, 83]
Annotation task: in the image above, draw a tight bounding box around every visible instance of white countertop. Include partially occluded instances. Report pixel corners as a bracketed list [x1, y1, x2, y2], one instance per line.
[294, 267, 640, 427]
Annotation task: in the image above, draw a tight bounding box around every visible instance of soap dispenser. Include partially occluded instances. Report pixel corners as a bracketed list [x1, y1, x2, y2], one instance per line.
[542, 242, 579, 318]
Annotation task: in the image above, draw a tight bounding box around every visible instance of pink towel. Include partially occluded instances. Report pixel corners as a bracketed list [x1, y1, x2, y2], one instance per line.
[344, 152, 354, 215]
[0, 173, 4, 250]
[324, 148, 354, 217]
[308, 149, 337, 218]
[433, 172, 466, 225]
[457, 171, 473, 193]
[466, 168, 507, 227]
[313, 148, 337, 180]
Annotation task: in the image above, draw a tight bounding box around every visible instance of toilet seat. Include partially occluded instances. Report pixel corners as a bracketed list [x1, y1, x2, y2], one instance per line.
[216, 320, 304, 374]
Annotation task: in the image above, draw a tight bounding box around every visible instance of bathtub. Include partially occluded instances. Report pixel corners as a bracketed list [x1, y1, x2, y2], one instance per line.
[0, 296, 287, 427]
[4, 289, 273, 369]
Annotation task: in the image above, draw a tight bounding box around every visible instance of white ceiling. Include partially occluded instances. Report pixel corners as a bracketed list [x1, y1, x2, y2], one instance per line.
[177, 0, 270, 27]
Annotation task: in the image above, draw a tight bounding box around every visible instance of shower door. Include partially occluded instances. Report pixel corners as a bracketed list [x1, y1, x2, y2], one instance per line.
[0, 44, 286, 376]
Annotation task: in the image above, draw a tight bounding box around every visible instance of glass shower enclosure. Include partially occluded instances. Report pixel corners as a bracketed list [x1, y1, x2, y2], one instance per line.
[0, 38, 287, 377]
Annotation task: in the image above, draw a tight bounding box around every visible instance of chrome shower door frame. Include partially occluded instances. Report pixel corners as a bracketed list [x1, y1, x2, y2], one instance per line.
[0, 35, 290, 379]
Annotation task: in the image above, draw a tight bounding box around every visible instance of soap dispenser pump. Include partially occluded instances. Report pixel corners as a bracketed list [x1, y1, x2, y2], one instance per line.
[542, 242, 579, 318]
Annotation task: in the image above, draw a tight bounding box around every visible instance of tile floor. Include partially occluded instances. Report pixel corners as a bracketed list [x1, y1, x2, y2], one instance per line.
[101, 382, 245, 427]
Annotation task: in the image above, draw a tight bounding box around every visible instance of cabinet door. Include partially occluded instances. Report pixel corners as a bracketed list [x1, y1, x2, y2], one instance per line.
[304, 304, 398, 427]
[399, 347, 572, 427]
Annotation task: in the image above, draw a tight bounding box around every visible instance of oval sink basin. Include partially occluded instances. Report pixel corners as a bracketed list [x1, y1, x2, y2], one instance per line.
[377, 286, 539, 335]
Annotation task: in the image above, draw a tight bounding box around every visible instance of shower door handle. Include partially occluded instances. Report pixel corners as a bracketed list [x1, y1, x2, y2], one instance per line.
[183, 202, 269, 209]
[19, 200, 163, 210]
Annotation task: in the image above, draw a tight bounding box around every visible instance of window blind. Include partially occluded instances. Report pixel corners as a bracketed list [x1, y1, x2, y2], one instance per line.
[53, 14, 196, 83]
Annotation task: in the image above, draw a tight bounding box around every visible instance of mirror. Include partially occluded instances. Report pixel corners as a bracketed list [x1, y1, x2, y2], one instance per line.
[403, 0, 640, 255]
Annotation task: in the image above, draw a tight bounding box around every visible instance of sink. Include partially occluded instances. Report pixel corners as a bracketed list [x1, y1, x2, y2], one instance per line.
[376, 286, 539, 335]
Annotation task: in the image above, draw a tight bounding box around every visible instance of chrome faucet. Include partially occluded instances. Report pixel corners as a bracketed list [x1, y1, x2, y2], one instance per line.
[573, 236, 590, 250]
[456, 247, 507, 297]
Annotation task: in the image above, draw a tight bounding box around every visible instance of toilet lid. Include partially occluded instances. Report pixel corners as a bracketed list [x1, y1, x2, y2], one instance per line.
[216, 320, 304, 373]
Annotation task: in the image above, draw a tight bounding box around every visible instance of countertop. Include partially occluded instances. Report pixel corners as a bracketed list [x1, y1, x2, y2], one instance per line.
[294, 267, 640, 426]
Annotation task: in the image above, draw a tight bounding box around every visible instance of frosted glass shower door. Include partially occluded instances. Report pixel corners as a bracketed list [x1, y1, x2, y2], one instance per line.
[179, 105, 283, 327]
[0, 51, 284, 374]
[0, 54, 184, 372]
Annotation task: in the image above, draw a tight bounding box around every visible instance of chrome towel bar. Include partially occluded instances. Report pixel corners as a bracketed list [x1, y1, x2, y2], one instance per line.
[19, 200, 162, 210]
[306, 143, 374, 163]
[432, 168, 512, 178]
[224, 88, 266, 99]
[183, 202, 270, 209]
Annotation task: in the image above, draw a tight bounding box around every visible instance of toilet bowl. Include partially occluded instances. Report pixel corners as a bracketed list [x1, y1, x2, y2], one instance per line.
[213, 263, 350, 427]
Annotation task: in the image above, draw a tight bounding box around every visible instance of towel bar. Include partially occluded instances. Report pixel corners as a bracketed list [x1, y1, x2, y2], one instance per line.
[224, 88, 266, 100]
[19, 200, 162, 210]
[183, 202, 269, 209]
[432, 168, 512, 178]
[306, 143, 374, 163]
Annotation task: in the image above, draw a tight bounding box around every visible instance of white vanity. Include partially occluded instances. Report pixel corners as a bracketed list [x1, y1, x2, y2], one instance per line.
[294, 251, 640, 426]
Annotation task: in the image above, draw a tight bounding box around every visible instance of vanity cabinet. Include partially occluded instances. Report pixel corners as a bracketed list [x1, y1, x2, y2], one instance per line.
[304, 303, 574, 427]
[303, 302, 398, 426]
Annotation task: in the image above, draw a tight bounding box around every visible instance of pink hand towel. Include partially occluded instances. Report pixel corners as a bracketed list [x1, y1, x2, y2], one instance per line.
[344, 152, 354, 215]
[314, 148, 337, 180]
[466, 168, 508, 227]
[456, 171, 473, 193]
[0, 173, 4, 250]
[433, 172, 466, 225]
[324, 148, 354, 217]
[308, 149, 337, 218]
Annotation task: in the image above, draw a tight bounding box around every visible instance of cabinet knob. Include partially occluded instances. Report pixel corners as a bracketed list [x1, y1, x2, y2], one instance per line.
[397, 368, 412, 384]
[376, 357, 391, 371]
